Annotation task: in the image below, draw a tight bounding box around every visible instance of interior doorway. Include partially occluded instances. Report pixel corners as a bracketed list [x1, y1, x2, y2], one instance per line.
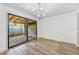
[8, 13, 37, 48]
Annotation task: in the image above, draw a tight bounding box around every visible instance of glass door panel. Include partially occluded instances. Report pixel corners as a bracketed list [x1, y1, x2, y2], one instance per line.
[8, 14, 28, 48]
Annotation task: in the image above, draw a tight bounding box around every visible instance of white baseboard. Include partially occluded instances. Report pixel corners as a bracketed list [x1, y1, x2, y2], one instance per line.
[75, 44, 79, 47]
[38, 37, 75, 46]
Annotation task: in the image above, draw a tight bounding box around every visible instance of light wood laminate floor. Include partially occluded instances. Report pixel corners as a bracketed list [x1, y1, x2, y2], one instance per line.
[1, 38, 79, 55]
[9, 35, 27, 47]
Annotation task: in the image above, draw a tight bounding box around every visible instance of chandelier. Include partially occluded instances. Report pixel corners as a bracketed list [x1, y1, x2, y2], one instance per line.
[32, 3, 48, 20]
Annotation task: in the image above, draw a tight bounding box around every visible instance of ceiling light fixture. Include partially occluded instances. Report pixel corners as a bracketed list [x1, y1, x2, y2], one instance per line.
[32, 3, 48, 20]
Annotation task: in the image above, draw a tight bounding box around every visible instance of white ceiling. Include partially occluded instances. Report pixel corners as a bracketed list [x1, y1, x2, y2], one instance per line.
[2, 3, 79, 19]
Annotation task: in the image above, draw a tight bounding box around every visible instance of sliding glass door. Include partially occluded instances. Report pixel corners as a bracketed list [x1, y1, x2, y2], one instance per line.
[28, 19, 37, 41]
[8, 13, 37, 48]
[8, 13, 28, 48]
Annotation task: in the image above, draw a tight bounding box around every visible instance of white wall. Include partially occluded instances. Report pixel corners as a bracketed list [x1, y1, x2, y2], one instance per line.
[38, 12, 77, 44]
[0, 4, 36, 53]
[76, 7, 79, 47]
